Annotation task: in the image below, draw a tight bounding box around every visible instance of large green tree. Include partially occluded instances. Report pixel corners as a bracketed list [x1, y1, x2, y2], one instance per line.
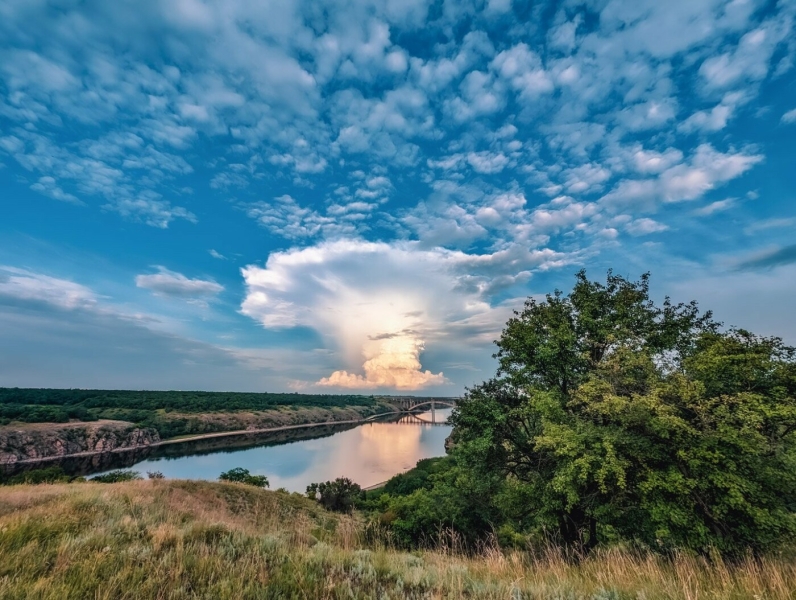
[450, 270, 796, 555]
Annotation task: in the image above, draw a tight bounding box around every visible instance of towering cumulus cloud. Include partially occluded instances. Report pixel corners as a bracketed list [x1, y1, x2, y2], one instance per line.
[240, 240, 512, 390]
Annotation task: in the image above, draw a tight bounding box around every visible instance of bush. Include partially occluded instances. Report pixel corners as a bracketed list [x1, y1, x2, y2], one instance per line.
[0, 466, 81, 485]
[147, 471, 165, 480]
[306, 477, 363, 512]
[92, 470, 142, 483]
[218, 467, 269, 488]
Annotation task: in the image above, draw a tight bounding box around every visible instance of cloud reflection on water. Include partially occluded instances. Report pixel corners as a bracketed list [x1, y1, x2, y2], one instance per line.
[128, 409, 453, 492]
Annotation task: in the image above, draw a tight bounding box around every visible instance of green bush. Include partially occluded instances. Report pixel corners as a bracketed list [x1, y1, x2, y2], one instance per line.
[0, 466, 82, 485]
[306, 478, 363, 512]
[219, 468, 269, 488]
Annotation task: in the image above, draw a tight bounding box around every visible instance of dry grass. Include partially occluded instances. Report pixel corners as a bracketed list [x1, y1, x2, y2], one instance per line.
[1, 480, 794, 599]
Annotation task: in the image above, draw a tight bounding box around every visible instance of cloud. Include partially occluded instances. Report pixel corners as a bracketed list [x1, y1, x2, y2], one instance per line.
[0, 266, 98, 310]
[466, 151, 510, 174]
[601, 144, 763, 209]
[699, 20, 792, 92]
[246, 195, 355, 240]
[735, 245, 796, 271]
[136, 267, 223, 298]
[0, 264, 335, 390]
[625, 218, 669, 236]
[105, 197, 197, 228]
[240, 240, 535, 391]
[743, 217, 796, 234]
[694, 198, 736, 216]
[29, 176, 83, 205]
[209, 249, 226, 260]
[782, 108, 796, 124]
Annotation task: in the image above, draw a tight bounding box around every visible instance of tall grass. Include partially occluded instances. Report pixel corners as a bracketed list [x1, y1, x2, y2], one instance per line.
[1, 480, 794, 599]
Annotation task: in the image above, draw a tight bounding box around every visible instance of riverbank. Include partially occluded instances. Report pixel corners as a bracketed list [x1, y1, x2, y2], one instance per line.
[0, 404, 400, 468]
[1, 479, 793, 599]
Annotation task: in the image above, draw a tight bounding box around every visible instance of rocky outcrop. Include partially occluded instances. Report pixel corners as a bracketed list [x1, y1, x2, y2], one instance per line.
[0, 420, 160, 465]
[444, 433, 456, 453]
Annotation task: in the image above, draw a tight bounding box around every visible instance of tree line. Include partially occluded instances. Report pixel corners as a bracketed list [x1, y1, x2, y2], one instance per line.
[0, 389, 379, 427]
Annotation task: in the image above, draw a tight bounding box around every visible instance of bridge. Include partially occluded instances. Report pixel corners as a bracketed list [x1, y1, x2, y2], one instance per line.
[393, 413, 450, 426]
[375, 396, 459, 425]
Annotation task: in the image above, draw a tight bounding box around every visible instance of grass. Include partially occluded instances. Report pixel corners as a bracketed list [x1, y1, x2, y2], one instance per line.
[1, 481, 794, 599]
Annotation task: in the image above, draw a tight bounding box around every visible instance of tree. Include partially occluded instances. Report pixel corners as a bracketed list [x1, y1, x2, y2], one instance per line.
[306, 478, 363, 512]
[450, 270, 796, 555]
[218, 467, 269, 488]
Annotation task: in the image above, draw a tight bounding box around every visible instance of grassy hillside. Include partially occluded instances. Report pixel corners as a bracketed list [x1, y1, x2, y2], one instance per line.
[1, 480, 794, 599]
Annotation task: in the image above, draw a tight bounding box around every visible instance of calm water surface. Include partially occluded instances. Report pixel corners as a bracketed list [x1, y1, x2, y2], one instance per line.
[103, 408, 452, 492]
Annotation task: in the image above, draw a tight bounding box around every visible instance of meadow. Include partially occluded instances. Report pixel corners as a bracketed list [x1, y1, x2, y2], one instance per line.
[1, 479, 794, 599]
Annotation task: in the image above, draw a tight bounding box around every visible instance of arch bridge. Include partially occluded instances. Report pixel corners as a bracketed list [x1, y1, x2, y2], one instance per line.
[378, 396, 459, 425]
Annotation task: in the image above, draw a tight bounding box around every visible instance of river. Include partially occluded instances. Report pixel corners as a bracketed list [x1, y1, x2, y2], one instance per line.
[90, 407, 453, 492]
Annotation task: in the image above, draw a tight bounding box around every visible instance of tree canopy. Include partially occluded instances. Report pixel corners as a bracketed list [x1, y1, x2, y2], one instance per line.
[380, 270, 796, 556]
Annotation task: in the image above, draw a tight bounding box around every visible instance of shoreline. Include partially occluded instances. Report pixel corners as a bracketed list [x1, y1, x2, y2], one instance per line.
[2, 409, 405, 468]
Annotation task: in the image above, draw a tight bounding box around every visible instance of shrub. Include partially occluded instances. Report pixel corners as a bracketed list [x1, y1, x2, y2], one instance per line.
[0, 466, 80, 485]
[218, 467, 269, 488]
[306, 477, 363, 512]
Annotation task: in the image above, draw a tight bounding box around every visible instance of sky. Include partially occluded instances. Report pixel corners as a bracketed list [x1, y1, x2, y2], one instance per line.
[0, 0, 795, 395]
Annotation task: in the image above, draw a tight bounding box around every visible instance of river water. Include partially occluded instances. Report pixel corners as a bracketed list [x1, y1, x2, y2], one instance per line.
[92, 408, 453, 492]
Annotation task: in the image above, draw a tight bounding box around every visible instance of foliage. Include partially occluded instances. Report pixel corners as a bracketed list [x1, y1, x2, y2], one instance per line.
[0, 466, 83, 486]
[92, 470, 142, 483]
[146, 471, 165, 480]
[219, 467, 269, 488]
[381, 457, 448, 496]
[445, 270, 796, 556]
[371, 457, 508, 548]
[307, 477, 363, 512]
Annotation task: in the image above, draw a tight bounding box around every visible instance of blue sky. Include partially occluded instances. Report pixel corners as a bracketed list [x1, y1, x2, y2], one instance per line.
[1, 0, 795, 394]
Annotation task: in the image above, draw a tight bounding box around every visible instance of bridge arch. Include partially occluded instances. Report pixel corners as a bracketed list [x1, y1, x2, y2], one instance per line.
[399, 399, 457, 412]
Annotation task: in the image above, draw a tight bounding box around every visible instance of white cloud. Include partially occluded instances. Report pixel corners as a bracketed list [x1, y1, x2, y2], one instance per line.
[602, 144, 763, 209]
[631, 147, 684, 175]
[0, 266, 98, 310]
[694, 198, 736, 216]
[209, 249, 226, 260]
[744, 217, 796, 234]
[240, 240, 549, 390]
[30, 176, 82, 205]
[616, 98, 677, 131]
[136, 267, 223, 299]
[490, 43, 554, 101]
[105, 196, 197, 229]
[625, 217, 668, 236]
[699, 19, 792, 92]
[467, 151, 510, 174]
[247, 195, 356, 240]
[782, 108, 796, 124]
